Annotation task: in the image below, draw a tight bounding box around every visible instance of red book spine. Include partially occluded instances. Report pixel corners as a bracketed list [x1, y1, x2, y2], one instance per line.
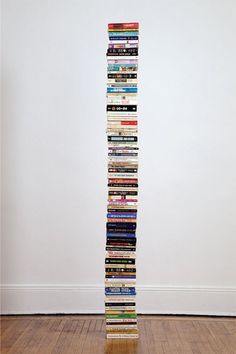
[121, 121, 137, 125]
[108, 23, 139, 30]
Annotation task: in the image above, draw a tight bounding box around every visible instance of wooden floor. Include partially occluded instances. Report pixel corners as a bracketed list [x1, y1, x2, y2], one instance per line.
[1, 315, 236, 353]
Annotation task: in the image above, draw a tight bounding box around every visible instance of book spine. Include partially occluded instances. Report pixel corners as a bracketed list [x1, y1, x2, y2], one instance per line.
[106, 334, 139, 339]
[108, 23, 139, 29]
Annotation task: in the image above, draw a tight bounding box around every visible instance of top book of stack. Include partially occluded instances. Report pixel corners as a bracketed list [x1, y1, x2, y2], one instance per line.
[108, 23, 139, 30]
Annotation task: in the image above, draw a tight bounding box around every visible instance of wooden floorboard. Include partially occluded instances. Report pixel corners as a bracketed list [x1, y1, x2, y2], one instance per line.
[1, 315, 236, 354]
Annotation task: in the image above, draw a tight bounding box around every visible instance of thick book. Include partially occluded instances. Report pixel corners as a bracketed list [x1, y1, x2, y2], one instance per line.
[105, 265, 136, 270]
[107, 239, 137, 244]
[109, 36, 139, 40]
[107, 207, 137, 211]
[105, 297, 136, 302]
[107, 105, 137, 112]
[106, 222, 136, 229]
[107, 52, 138, 57]
[108, 190, 138, 195]
[108, 135, 137, 141]
[108, 31, 139, 36]
[109, 29, 138, 34]
[107, 99, 138, 105]
[107, 58, 138, 63]
[108, 73, 137, 79]
[107, 173, 138, 178]
[107, 325, 138, 331]
[105, 258, 135, 265]
[107, 58, 138, 62]
[106, 324, 138, 329]
[105, 269, 136, 273]
[108, 65, 138, 71]
[106, 309, 136, 315]
[107, 214, 137, 219]
[107, 48, 138, 54]
[105, 283, 136, 288]
[106, 334, 138, 339]
[106, 247, 136, 252]
[105, 313, 137, 319]
[107, 218, 137, 223]
[109, 44, 139, 48]
[108, 168, 137, 173]
[106, 249, 136, 255]
[108, 23, 139, 29]
[105, 275, 136, 279]
[107, 88, 137, 93]
[106, 319, 137, 324]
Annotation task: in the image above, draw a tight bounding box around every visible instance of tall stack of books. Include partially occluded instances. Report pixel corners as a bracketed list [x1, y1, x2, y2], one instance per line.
[105, 22, 139, 339]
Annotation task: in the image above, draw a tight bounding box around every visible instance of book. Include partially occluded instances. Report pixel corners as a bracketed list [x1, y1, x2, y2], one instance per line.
[105, 259, 135, 265]
[109, 36, 139, 41]
[106, 252, 136, 258]
[108, 23, 139, 29]
[105, 285, 136, 290]
[108, 31, 139, 35]
[107, 48, 138, 54]
[107, 58, 138, 63]
[105, 313, 137, 319]
[107, 73, 137, 79]
[107, 105, 137, 112]
[106, 333, 138, 339]
[105, 264, 136, 273]
[106, 324, 138, 329]
[106, 328, 138, 333]
[107, 88, 137, 93]
[109, 44, 139, 49]
[107, 100, 137, 105]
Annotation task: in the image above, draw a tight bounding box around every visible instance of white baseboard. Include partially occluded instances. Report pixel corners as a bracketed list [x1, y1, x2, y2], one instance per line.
[1, 284, 236, 316]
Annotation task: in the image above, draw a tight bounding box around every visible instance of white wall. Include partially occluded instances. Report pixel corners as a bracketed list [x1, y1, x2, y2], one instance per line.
[1, 0, 236, 314]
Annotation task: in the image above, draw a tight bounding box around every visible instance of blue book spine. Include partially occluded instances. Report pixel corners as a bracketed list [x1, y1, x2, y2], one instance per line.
[105, 287, 136, 294]
[106, 233, 136, 238]
[109, 36, 139, 41]
[107, 88, 138, 93]
[108, 32, 139, 37]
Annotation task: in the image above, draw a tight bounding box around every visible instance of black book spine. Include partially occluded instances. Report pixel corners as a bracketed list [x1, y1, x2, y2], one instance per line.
[106, 247, 136, 251]
[107, 209, 137, 213]
[105, 258, 136, 264]
[108, 168, 138, 173]
[107, 105, 137, 112]
[108, 73, 137, 79]
[107, 52, 138, 56]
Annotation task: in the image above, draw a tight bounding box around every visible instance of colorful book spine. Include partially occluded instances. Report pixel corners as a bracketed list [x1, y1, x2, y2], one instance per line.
[105, 22, 139, 340]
